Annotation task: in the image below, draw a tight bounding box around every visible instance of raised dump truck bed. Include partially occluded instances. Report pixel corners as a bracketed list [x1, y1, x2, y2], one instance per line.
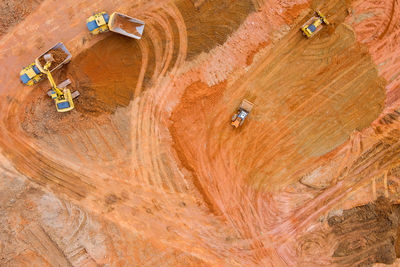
[34, 42, 71, 73]
[108, 12, 145, 39]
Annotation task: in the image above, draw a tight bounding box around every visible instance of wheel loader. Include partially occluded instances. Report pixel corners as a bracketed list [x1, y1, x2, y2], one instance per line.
[301, 10, 329, 38]
[86, 12, 145, 39]
[231, 99, 254, 128]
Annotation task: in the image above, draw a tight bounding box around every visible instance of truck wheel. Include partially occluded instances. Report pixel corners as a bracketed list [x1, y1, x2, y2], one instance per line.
[231, 114, 238, 122]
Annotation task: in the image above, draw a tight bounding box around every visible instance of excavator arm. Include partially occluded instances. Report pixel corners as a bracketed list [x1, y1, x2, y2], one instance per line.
[40, 54, 76, 112]
[43, 61, 64, 98]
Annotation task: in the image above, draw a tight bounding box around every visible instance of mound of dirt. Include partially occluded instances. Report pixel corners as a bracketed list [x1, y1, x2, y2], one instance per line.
[328, 197, 400, 266]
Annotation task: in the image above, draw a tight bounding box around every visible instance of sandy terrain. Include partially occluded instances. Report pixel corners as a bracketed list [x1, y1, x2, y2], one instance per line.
[1, 0, 400, 266]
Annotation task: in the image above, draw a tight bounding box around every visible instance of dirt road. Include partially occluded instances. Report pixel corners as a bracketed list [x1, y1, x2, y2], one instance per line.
[1, 0, 400, 266]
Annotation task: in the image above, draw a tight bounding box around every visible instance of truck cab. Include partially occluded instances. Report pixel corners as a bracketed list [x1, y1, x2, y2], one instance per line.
[86, 12, 110, 34]
[20, 63, 44, 86]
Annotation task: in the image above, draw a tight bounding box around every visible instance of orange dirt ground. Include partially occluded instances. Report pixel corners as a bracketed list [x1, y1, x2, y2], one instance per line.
[2, 0, 400, 266]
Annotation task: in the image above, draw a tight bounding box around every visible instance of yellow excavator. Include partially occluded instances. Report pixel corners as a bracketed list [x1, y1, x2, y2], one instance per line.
[42, 54, 78, 112]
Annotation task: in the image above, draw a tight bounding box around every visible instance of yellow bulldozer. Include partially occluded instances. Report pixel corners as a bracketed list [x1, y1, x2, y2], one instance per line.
[301, 10, 329, 38]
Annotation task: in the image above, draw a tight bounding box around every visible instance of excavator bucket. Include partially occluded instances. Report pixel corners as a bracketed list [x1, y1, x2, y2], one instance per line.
[108, 12, 145, 39]
[19, 63, 44, 85]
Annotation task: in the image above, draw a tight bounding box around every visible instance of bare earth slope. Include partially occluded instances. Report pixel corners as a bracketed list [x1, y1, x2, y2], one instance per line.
[1, 0, 400, 266]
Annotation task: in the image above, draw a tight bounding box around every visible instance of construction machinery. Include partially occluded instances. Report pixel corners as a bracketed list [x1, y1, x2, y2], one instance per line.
[86, 12, 145, 39]
[301, 10, 329, 38]
[41, 54, 79, 112]
[35, 42, 72, 73]
[20, 63, 44, 86]
[34, 42, 79, 112]
[231, 99, 254, 128]
[20, 42, 71, 86]
[86, 11, 110, 34]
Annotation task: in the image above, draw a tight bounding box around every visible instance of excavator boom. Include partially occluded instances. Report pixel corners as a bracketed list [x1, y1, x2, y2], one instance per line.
[41, 56, 76, 112]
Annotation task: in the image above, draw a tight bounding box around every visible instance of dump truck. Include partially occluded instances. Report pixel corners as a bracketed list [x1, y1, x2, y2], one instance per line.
[231, 99, 254, 128]
[86, 12, 145, 39]
[20, 42, 71, 86]
[301, 10, 329, 38]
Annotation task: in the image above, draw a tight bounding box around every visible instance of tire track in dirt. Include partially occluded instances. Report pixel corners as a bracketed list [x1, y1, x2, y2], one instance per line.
[348, 0, 400, 107]
[169, 0, 388, 264]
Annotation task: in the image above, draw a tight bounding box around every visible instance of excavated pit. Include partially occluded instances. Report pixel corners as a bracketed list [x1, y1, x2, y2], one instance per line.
[21, 34, 145, 138]
[66, 34, 142, 115]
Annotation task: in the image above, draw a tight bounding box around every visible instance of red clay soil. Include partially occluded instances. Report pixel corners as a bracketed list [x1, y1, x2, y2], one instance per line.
[0, 0, 44, 38]
[347, 0, 400, 107]
[3, 0, 400, 265]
